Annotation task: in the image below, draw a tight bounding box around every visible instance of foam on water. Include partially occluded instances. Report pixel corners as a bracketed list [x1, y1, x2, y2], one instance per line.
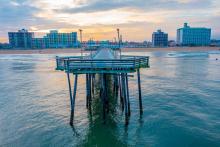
[167, 52, 209, 58]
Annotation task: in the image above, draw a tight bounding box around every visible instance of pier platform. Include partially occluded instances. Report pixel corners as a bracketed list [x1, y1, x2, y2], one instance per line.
[56, 48, 149, 74]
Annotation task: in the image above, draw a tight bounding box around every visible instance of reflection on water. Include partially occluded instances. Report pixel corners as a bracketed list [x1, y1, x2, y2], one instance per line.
[0, 51, 220, 147]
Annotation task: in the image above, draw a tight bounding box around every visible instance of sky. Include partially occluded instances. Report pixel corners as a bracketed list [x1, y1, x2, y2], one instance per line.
[0, 0, 220, 43]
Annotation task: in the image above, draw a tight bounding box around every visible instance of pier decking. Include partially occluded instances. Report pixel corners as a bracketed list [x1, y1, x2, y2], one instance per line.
[56, 48, 149, 125]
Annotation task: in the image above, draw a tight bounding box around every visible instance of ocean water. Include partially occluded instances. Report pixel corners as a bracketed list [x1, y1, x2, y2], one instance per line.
[0, 51, 220, 147]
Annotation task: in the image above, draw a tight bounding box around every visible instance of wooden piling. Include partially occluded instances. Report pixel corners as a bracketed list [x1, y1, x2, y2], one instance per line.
[105, 74, 110, 113]
[122, 73, 129, 125]
[69, 74, 78, 126]
[113, 74, 119, 99]
[72, 74, 78, 116]
[86, 74, 88, 108]
[66, 65, 73, 112]
[125, 73, 131, 116]
[137, 69, 143, 115]
[91, 74, 95, 96]
[88, 74, 92, 111]
[101, 74, 106, 120]
[119, 73, 124, 111]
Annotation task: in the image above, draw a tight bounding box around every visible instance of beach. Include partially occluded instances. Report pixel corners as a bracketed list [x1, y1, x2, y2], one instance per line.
[0, 47, 219, 54]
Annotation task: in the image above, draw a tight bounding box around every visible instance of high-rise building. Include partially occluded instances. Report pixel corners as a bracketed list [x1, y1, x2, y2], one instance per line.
[152, 30, 168, 47]
[32, 30, 78, 48]
[8, 29, 34, 48]
[177, 23, 211, 46]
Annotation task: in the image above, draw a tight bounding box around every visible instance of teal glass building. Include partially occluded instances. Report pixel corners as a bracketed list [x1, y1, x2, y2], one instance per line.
[32, 30, 78, 49]
[177, 23, 211, 46]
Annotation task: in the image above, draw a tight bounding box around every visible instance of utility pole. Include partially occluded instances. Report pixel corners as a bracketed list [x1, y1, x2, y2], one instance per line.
[117, 28, 121, 58]
[79, 29, 83, 58]
[120, 35, 122, 48]
[90, 38, 92, 58]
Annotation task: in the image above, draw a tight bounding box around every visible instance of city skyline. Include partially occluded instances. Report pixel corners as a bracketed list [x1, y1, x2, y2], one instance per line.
[0, 0, 220, 43]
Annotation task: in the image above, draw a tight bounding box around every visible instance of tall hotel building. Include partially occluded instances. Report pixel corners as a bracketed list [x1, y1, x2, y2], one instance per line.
[152, 30, 168, 47]
[32, 30, 78, 48]
[8, 29, 34, 48]
[177, 23, 211, 46]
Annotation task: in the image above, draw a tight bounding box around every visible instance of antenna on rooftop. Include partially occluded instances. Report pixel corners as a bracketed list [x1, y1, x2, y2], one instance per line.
[79, 29, 83, 58]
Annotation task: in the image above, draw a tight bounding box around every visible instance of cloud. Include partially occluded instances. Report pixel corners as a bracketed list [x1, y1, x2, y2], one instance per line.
[0, 0, 219, 42]
[56, 0, 212, 14]
[0, 0, 38, 27]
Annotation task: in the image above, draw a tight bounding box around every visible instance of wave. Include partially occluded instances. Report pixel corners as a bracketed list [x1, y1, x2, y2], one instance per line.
[167, 52, 209, 58]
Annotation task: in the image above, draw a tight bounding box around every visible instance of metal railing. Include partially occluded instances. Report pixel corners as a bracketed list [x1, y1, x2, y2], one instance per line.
[56, 55, 149, 73]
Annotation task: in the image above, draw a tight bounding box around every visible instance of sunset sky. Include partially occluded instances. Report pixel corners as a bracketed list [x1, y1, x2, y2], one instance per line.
[0, 0, 220, 43]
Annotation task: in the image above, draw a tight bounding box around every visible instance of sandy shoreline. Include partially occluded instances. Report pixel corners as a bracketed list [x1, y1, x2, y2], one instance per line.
[0, 47, 220, 54]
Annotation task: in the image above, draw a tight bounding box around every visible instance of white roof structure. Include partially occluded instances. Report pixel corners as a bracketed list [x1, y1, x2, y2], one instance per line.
[93, 48, 116, 60]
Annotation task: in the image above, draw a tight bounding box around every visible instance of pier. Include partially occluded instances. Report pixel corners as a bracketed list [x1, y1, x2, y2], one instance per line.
[56, 28, 149, 125]
[56, 47, 149, 125]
